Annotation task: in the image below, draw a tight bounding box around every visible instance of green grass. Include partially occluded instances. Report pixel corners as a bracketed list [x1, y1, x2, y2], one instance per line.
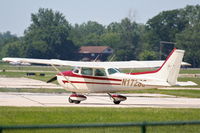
[0, 107, 199, 133]
[180, 69, 200, 74]
[0, 71, 27, 77]
[178, 77, 200, 87]
[125, 89, 200, 98]
[0, 71, 56, 82]
[0, 88, 67, 93]
[0, 64, 70, 72]
[123, 68, 200, 74]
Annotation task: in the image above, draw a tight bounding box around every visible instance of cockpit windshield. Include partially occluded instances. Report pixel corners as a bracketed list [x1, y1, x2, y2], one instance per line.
[73, 67, 80, 74]
[107, 68, 121, 75]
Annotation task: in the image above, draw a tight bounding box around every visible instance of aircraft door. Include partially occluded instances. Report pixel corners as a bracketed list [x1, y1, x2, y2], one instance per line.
[93, 68, 107, 92]
[80, 67, 94, 91]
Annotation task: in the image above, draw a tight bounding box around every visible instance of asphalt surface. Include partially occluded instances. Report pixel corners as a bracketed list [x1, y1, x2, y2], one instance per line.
[0, 77, 200, 108]
[0, 77, 199, 90]
[0, 92, 200, 108]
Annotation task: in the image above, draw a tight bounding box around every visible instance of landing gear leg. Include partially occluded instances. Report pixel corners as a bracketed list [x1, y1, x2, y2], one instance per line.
[68, 93, 87, 104]
[108, 93, 127, 104]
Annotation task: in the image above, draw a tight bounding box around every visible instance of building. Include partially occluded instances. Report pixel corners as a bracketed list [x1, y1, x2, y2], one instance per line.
[79, 46, 113, 61]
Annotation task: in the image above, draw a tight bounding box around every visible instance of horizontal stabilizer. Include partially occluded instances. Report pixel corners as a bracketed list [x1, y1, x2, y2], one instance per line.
[175, 81, 197, 86]
[141, 81, 171, 87]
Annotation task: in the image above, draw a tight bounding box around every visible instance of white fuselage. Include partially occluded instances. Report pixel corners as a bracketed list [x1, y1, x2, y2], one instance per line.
[57, 71, 163, 93]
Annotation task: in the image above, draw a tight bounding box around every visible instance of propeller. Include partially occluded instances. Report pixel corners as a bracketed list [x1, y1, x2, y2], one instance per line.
[47, 76, 57, 83]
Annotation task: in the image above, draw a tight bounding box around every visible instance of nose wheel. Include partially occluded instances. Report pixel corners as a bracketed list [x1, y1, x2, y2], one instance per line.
[68, 93, 87, 104]
[68, 97, 81, 104]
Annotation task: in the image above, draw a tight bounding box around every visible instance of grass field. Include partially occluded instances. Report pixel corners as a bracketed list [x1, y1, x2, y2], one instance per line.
[0, 63, 69, 71]
[0, 107, 199, 133]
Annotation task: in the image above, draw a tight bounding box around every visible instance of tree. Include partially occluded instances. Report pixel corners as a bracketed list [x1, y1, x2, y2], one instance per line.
[175, 5, 200, 67]
[69, 21, 105, 46]
[0, 31, 18, 46]
[0, 31, 19, 58]
[24, 8, 77, 59]
[1, 41, 24, 57]
[139, 50, 157, 60]
[111, 18, 142, 60]
[176, 23, 200, 67]
[145, 9, 189, 59]
[182, 5, 200, 26]
[99, 32, 121, 48]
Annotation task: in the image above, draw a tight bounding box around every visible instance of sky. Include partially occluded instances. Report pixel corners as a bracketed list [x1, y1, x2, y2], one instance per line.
[0, 0, 199, 36]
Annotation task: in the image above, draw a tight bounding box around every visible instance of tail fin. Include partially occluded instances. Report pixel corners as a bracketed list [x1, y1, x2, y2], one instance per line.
[132, 48, 185, 86]
[152, 48, 184, 85]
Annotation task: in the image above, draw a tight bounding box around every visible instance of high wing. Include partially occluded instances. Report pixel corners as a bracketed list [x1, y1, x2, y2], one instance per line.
[2, 57, 190, 69]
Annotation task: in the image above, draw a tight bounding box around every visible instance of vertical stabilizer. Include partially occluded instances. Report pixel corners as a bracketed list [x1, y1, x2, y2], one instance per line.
[153, 49, 185, 85]
[132, 48, 185, 86]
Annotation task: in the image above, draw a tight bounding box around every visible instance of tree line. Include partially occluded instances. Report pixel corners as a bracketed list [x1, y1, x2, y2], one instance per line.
[0, 5, 200, 67]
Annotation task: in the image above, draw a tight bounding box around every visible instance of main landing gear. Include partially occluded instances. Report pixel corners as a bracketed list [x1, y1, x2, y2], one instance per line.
[68, 93, 87, 104]
[108, 93, 127, 104]
[68, 93, 127, 104]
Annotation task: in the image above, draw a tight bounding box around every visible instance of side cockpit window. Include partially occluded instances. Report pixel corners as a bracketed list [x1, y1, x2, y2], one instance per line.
[81, 67, 93, 76]
[107, 68, 120, 75]
[73, 67, 80, 74]
[95, 69, 106, 76]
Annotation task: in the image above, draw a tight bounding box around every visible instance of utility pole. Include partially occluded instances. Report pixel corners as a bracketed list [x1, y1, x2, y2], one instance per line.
[159, 41, 176, 60]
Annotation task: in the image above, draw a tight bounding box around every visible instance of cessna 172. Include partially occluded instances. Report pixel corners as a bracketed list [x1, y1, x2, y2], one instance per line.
[2, 48, 197, 104]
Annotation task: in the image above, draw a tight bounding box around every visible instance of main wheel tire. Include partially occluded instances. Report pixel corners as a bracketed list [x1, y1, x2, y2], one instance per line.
[74, 101, 81, 104]
[68, 97, 73, 103]
[113, 101, 120, 104]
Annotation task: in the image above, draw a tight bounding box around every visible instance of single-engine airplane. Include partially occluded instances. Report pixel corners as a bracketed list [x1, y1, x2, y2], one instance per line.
[2, 48, 197, 104]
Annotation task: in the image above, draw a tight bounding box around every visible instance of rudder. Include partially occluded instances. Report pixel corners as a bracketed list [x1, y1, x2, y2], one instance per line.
[153, 48, 185, 85]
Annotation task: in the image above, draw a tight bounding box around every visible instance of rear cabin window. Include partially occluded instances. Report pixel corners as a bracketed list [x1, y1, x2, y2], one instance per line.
[94, 69, 106, 76]
[81, 68, 93, 76]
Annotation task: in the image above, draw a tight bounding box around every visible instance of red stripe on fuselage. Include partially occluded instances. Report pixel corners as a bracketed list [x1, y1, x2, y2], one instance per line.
[129, 48, 176, 75]
[57, 71, 122, 81]
[62, 80, 121, 85]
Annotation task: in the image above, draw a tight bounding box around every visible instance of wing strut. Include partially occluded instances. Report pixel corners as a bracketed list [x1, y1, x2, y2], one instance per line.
[51, 64, 78, 90]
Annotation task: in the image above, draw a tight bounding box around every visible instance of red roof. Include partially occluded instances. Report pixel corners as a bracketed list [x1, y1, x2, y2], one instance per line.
[79, 46, 111, 53]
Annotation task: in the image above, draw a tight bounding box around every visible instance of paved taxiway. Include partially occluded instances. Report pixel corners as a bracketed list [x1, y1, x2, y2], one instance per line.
[0, 92, 200, 108]
[0, 77, 61, 89]
[1, 77, 200, 90]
